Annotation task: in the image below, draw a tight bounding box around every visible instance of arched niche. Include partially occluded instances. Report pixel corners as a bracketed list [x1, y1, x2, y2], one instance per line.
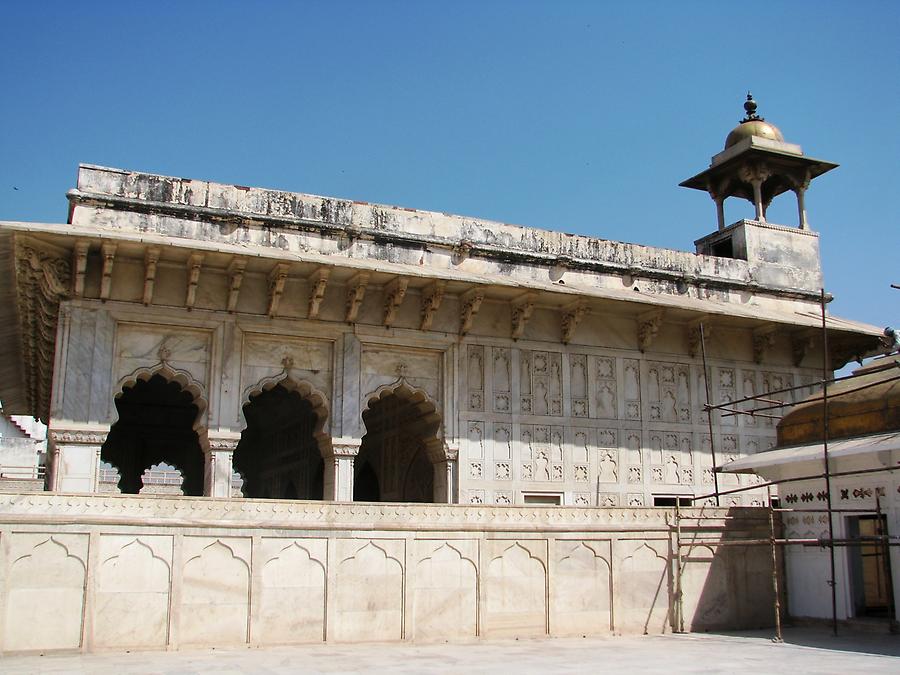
[355, 379, 447, 503]
[233, 378, 330, 500]
[101, 373, 206, 496]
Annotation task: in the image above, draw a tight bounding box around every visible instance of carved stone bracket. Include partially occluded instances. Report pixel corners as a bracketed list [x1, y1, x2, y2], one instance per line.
[345, 272, 370, 323]
[686, 317, 712, 358]
[637, 309, 664, 353]
[511, 293, 536, 340]
[752, 324, 778, 364]
[99, 242, 117, 301]
[226, 258, 246, 313]
[307, 267, 330, 320]
[383, 277, 408, 328]
[420, 280, 446, 331]
[72, 240, 89, 298]
[459, 288, 485, 335]
[561, 302, 587, 344]
[791, 332, 816, 367]
[185, 253, 203, 310]
[142, 247, 160, 306]
[267, 263, 290, 318]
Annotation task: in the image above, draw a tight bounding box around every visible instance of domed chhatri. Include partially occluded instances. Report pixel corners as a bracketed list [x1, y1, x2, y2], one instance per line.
[680, 92, 838, 233]
[725, 93, 785, 148]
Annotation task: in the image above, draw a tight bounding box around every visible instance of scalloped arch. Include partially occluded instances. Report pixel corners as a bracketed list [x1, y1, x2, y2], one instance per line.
[361, 377, 444, 459]
[240, 374, 332, 456]
[115, 364, 208, 426]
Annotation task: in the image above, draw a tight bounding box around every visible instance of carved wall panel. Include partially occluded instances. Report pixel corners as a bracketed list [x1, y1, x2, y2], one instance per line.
[594, 356, 618, 419]
[95, 535, 172, 649]
[240, 334, 333, 406]
[647, 362, 691, 424]
[255, 538, 326, 644]
[413, 541, 477, 640]
[519, 424, 564, 482]
[361, 346, 442, 406]
[570, 354, 589, 417]
[483, 541, 547, 637]
[3, 533, 87, 651]
[492, 347, 511, 413]
[467, 345, 484, 411]
[616, 541, 669, 634]
[520, 350, 562, 416]
[552, 541, 612, 635]
[115, 324, 211, 396]
[623, 359, 641, 420]
[332, 540, 403, 642]
[180, 537, 250, 646]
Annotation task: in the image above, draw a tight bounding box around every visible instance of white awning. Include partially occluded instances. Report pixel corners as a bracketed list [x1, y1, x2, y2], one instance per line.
[720, 431, 900, 474]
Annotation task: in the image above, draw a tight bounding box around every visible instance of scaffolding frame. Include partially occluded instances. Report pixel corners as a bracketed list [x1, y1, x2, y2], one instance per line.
[672, 288, 899, 640]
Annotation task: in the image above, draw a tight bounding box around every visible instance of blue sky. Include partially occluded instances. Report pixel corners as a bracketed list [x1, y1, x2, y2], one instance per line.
[1, 1, 897, 329]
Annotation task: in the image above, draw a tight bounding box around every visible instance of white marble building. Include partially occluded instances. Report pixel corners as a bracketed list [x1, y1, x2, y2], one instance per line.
[0, 98, 889, 652]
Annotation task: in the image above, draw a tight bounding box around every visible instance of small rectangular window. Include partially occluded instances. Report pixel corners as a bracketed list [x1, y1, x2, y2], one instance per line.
[523, 493, 562, 506]
[653, 495, 693, 507]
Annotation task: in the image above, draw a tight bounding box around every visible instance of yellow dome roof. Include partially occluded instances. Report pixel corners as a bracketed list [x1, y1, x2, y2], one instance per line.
[724, 93, 785, 149]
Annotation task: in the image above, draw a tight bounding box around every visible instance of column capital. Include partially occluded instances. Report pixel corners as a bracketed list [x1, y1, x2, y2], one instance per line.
[49, 426, 109, 446]
[329, 438, 361, 458]
[207, 430, 241, 452]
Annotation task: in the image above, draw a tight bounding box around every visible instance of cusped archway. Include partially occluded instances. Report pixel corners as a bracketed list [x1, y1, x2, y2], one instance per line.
[101, 373, 205, 496]
[355, 379, 444, 503]
[233, 378, 330, 500]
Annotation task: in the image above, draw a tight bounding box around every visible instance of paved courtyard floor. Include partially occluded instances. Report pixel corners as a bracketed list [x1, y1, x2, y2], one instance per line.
[3, 627, 898, 674]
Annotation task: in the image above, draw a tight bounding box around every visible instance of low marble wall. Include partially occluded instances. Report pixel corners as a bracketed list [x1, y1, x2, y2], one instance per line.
[0, 494, 774, 653]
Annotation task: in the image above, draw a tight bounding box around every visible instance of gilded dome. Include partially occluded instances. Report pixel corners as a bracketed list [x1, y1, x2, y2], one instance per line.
[724, 93, 784, 149]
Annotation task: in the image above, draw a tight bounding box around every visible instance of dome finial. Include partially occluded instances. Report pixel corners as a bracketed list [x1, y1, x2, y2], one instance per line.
[742, 92, 763, 122]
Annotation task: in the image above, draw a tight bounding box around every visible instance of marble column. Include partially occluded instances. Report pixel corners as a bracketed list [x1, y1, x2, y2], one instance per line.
[433, 446, 458, 504]
[795, 186, 809, 230]
[48, 427, 109, 493]
[206, 433, 240, 498]
[751, 178, 765, 222]
[324, 438, 360, 502]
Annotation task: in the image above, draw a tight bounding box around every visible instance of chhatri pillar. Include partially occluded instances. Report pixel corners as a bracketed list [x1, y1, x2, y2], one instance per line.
[681, 92, 837, 231]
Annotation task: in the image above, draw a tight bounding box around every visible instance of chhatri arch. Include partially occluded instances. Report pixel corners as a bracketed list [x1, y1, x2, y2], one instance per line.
[102, 363, 210, 496]
[356, 378, 452, 504]
[234, 373, 332, 500]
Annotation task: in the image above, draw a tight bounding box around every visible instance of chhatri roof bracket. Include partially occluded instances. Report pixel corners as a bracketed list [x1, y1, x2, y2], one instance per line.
[681, 93, 837, 231]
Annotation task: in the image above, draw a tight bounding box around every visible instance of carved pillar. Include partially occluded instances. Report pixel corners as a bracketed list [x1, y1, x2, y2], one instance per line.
[324, 438, 360, 502]
[795, 186, 808, 230]
[715, 196, 726, 231]
[433, 445, 458, 504]
[206, 433, 240, 498]
[751, 178, 765, 221]
[49, 427, 109, 494]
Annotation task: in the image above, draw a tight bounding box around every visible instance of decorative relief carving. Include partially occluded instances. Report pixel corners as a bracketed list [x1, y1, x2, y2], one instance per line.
[647, 362, 691, 423]
[185, 253, 204, 310]
[99, 242, 116, 301]
[467, 421, 484, 458]
[599, 493, 618, 507]
[623, 359, 641, 420]
[717, 367, 736, 427]
[345, 272, 370, 323]
[595, 356, 617, 419]
[521, 351, 562, 416]
[267, 263, 290, 318]
[573, 493, 590, 506]
[383, 277, 408, 328]
[627, 493, 645, 507]
[15, 241, 71, 419]
[570, 354, 589, 417]
[493, 424, 512, 460]
[467, 346, 484, 411]
[469, 462, 483, 479]
[494, 491, 512, 505]
[495, 462, 511, 480]
[511, 294, 536, 339]
[560, 303, 587, 344]
[752, 325, 778, 364]
[226, 258, 246, 312]
[459, 288, 484, 336]
[419, 280, 446, 331]
[637, 310, 663, 352]
[50, 429, 109, 445]
[574, 465, 589, 482]
[306, 268, 330, 320]
[72, 240, 89, 298]
[492, 347, 511, 412]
